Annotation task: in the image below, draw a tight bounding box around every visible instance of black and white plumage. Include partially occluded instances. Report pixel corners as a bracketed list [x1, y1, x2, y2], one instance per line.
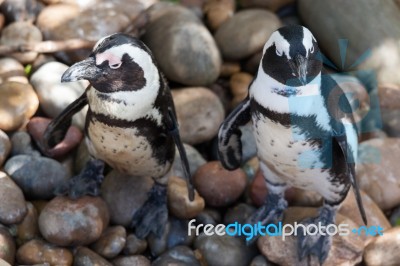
[218, 25, 366, 263]
[43, 33, 194, 238]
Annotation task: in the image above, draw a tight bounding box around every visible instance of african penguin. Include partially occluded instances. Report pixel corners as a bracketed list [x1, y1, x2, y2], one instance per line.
[43, 33, 194, 239]
[218, 25, 367, 263]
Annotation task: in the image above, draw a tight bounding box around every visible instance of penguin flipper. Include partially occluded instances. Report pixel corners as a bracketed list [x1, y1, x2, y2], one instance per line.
[218, 96, 251, 170]
[43, 90, 88, 151]
[166, 107, 195, 201]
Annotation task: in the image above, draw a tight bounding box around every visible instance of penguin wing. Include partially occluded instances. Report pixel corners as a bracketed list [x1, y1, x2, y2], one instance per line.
[218, 96, 251, 170]
[42, 90, 88, 152]
[165, 106, 195, 201]
[324, 74, 367, 225]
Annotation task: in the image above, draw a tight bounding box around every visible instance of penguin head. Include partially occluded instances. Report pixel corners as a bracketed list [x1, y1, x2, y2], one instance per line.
[61, 33, 159, 93]
[261, 25, 322, 87]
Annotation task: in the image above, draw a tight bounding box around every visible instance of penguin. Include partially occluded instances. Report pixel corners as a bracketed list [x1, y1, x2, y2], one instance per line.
[218, 25, 367, 263]
[42, 33, 194, 239]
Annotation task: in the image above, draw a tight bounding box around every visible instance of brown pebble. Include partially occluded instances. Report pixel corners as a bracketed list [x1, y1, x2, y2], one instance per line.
[364, 227, 400, 266]
[123, 234, 147, 255]
[112, 255, 151, 266]
[16, 202, 39, 245]
[0, 227, 15, 265]
[73, 247, 112, 266]
[91, 226, 127, 259]
[0, 172, 27, 225]
[203, 0, 235, 31]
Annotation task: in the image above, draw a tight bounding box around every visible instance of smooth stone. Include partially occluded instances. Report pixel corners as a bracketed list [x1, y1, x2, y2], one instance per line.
[152, 245, 200, 266]
[379, 84, 400, 137]
[258, 207, 365, 266]
[0, 172, 27, 225]
[193, 161, 247, 207]
[230, 72, 253, 107]
[16, 239, 73, 266]
[220, 61, 241, 77]
[27, 117, 83, 158]
[112, 255, 150, 266]
[239, 0, 294, 11]
[0, 227, 15, 265]
[0, 130, 11, 167]
[203, 0, 235, 31]
[172, 87, 225, 144]
[364, 227, 400, 266]
[0, 21, 42, 64]
[16, 202, 39, 245]
[91, 226, 127, 259]
[30, 61, 88, 129]
[10, 131, 41, 157]
[38, 196, 109, 246]
[194, 233, 255, 266]
[195, 208, 222, 226]
[4, 154, 70, 199]
[223, 203, 256, 225]
[249, 255, 271, 266]
[0, 82, 39, 131]
[168, 175, 205, 219]
[172, 143, 206, 178]
[101, 170, 153, 227]
[0, 58, 28, 84]
[0, 0, 42, 23]
[215, 9, 281, 60]
[143, 4, 221, 86]
[123, 234, 147, 255]
[73, 247, 112, 266]
[357, 138, 400, 210]
[36, 4, 80, 35]
[298, 0, 400, 86]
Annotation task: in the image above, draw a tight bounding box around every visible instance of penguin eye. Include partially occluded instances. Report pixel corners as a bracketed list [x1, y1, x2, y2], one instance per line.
[276, 49, 283, 56]
[109, 62, 122, 69]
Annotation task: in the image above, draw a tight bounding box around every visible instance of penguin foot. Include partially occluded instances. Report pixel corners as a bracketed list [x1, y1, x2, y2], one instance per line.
[55, 159, 105, 199]
[297, 204, 336, 264]
[246, 192, 287, 244]
[131, 182, 168, 239]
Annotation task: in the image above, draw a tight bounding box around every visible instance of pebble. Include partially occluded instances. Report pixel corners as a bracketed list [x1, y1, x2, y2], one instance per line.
[10, 131, 41, 157]
[258, 207, 365, 266]
[27, 117, 83, 158]
[379, 84, 400, 137]
[223, 203, 256, 225]
[194, 233, 255, 266]
[0, 130, 11, 167]
[0, 0, 42, 23]
[168, 175, 205, 219]
[0, 82, 39, 131]
[195, 208, 222, 226]
[239, 0, 295, 11]
[172, 87, 225, 145]
[16, 202, 39, 245]
[112, 255, 151, 266]
[230, 72, 253, 107]
[0, 227, 15, 265]
[36, 4, 80, 37]
[38, 196, 109, 246]
[73, 247, 112, 266]
[91, 226, 127, 259]
[203, 0, 235, 31]
[0, 172, 27, 225]
[101, 170, 153, 227]
[172, 143, 206, 178]
[74, 140, 91, 173]
[193, 161, 247, 207]
[152, 245, 200, 266]
[143, 4, 221, 86]
[30, 61, 88, 129]
[249, 255, 271, 266]
[364, 227, 400, 266]
[4, 154, 70, 199]
[0, 21, 43, 64]
[357, 138, 400, 210]
[16, 239, 73, 266]
[123, 234, 147, 255]
[0, 57, 28, 84]
[215, 9, 281, 60]
[389, 205, 400, 226]
[220, 61, 241, 77]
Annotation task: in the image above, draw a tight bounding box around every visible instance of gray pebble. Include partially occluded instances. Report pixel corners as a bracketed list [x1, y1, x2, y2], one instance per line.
[249, 255, 272, 266]
[223, 203, 256, 225]
[4, 155, 70, 199]
[10, 131, 40, 157]
[112, 255, 150, 266]
[123, 234, 147, 255]
[91, 226, 127, 259]
[390, 205, 400, 226]
[0, 226, 16, 265]
[152, 246, 200, 266]
[0, 172, 27, 225]
[0, 130, 11, 167]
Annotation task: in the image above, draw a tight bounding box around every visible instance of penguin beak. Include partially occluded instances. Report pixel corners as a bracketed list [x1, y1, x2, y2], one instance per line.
[295, 54, 308, 86]
[61, 57, 101, 83]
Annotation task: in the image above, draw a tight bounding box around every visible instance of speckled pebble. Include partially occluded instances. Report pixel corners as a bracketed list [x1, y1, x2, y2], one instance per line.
[73, 247, 112, 266]
[193, 161, 247, 207]
[16, 239, 73, 266]
[91, 226, 127, 259]
[0, 227, 15, 265]
[152, 245, 200, 266]
[112, 255, 150, 266]
[0, 130, 11, 167]
[0, 172, 27, 225]
[4, 154, 70, 199]
[38, 196, 109, 246]
[10, 131, 40, 157]
[123, 234, 147, 255]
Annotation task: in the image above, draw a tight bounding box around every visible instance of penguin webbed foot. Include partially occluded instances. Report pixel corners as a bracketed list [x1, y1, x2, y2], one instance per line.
[131, 182, 168, 239]
[55, 159, 105, 199]
[297, 205, 336, 264]
[246, 192, 288, 244]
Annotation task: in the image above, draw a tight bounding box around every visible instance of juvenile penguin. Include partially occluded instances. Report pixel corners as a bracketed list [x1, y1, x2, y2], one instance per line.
[43, 33, 194, 238]
[218, 25, 366, 263]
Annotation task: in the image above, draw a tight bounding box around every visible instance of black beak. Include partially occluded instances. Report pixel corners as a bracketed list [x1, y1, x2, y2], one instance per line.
[295, 54, 308, 86]
[61, 57, 100, 83]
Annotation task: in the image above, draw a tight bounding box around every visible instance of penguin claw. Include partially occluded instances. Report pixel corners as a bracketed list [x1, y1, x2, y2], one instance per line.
[55, 159, 105, 199]
[131, 182, 168, 239]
